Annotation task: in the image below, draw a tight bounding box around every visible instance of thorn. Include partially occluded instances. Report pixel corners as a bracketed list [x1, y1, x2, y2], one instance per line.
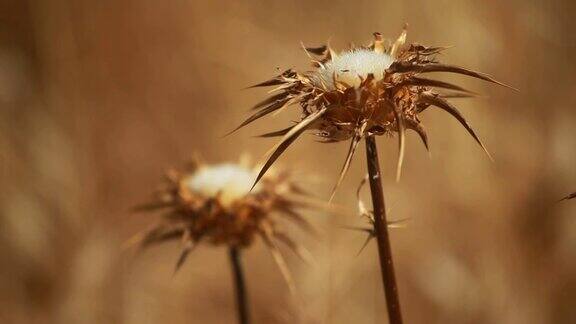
[559, 192, 576, 202]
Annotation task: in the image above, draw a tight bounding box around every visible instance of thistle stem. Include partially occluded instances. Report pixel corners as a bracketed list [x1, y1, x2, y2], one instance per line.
[364, 135, 403, 324]
[229, 247, 250, 324]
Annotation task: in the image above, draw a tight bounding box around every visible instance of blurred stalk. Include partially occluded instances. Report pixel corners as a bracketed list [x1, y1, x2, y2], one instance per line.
[365, 135, 403, 324]
[229, 247, 250, 324]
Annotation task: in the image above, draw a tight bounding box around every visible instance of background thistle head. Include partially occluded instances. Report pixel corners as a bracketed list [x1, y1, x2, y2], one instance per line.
[130, 155, 318, 277]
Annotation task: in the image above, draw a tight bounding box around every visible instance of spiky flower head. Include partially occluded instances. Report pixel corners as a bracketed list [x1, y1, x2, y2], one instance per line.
[131, 156, 316, 276]
[233, 26, 512, 196]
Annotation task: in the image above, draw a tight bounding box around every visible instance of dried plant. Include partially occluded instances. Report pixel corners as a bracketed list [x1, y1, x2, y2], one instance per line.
[233, 26, 510, 324]
[233, 25, 512, 195]
[130, 156, 319, 324]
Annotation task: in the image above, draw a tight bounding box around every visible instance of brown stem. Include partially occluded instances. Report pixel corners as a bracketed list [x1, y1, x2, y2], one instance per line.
[229, 247, 250, 324]
[364, 135, 403, 324]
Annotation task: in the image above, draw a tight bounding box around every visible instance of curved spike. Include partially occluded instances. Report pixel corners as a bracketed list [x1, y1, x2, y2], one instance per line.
[123, 223, 182, 251]
[284, 194, 351, 218]
[412, 44, 452, 56]
[329, 122, 367, 202]
[246, 77, 285, 89]
[356, 234, 374, 256]
[131, 201, 173, 212]
[273, 231, 315, 265]
[256, 125, 295, 138]
[173, 235, 198, 275]
[287, 182, 315, 197]
[336, 225, 374, 256]
[439, 92, 479, 99]
[226, 98, 291, 136]
[559, 192, 576, 202]
[340, 225, 373, 234]
[253, 108, 328, 189]
[403, 77, 477, 94]
[391, 103, 406, 182]
[260, 225, 297, 296]
[405, 119, 430, 153]
[279, 207, 319, 236]
[391, 63, 517, 90]
[421, 64, 516, 90]
[419, 93, 493, 161]
[267, 82, 297, 94]
[142, 228, 182, 249]
[250, 92, 290, 111]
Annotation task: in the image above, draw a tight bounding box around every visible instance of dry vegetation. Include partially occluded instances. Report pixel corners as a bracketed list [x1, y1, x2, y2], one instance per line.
[1, 1, 576, 324]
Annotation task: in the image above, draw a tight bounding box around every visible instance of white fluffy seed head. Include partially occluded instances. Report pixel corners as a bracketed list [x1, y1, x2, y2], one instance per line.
[184, 163, 260, 206]
[313, 49, 393, 89]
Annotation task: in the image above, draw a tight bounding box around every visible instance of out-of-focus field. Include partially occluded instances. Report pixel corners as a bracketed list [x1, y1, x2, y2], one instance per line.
[1, 1, 576, 323]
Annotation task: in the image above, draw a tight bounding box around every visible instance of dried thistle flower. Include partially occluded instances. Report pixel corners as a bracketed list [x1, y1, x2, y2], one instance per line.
[233, 26, 512, 197]
[130, 156, 317, 288]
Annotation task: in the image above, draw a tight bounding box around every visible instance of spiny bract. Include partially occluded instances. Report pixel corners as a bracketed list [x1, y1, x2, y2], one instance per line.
[233, 27, 512, 198]
[560, 192, 576, 201]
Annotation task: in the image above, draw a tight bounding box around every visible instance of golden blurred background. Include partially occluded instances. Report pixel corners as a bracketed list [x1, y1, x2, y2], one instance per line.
[1, 0, 576, 323]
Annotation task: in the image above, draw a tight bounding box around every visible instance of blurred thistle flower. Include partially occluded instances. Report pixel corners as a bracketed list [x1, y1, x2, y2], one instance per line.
[232, 26, 513, 197]
[129, 155, 320, 290]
